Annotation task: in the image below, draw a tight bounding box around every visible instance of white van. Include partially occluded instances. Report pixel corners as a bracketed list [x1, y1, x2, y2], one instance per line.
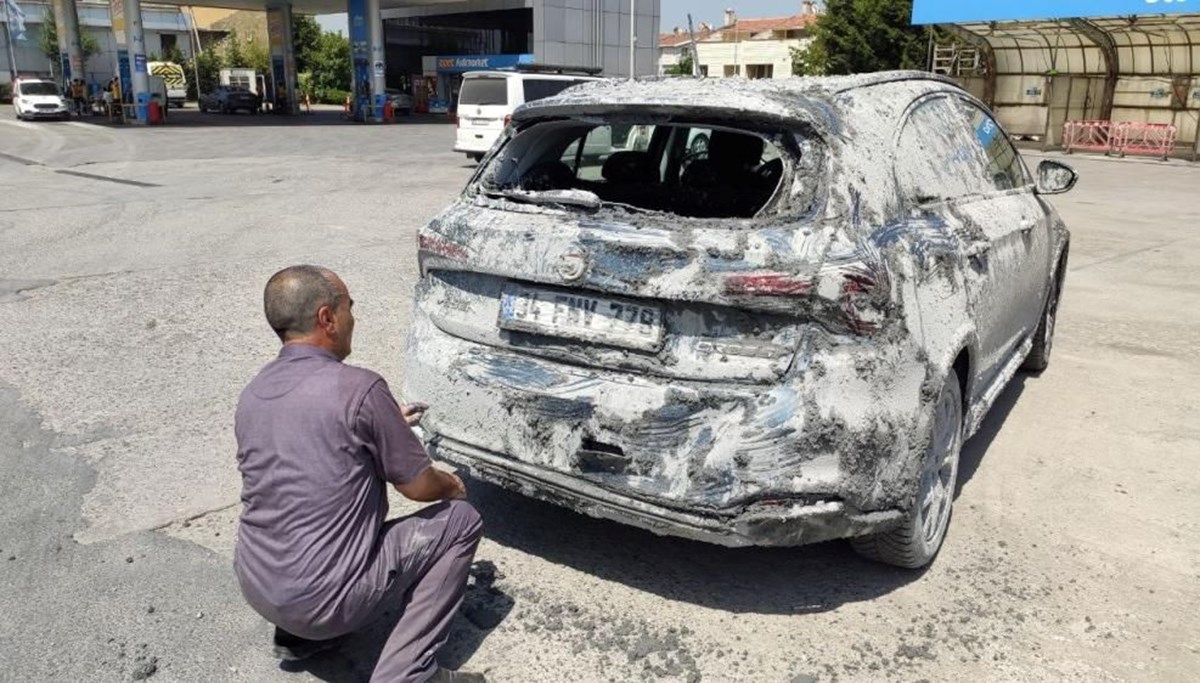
[10, 79, 70, 121]
[454, 71, 604, 162]
[148, 61, 188, 108]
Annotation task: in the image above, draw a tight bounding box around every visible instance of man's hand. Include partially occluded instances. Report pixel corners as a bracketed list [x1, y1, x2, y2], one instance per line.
[400, 402, 428, 426]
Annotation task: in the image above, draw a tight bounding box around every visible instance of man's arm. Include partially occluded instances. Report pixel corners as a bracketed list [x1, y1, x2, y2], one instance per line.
[395, 466, 467, 502]
[357, 379, 467, 502]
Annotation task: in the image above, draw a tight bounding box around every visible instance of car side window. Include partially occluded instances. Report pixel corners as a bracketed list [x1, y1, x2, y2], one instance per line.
[895, 96, 993, 205]
[955, 100, 1029, 191]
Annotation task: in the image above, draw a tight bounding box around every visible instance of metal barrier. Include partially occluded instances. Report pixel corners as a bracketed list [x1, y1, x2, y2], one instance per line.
[1063, 119, 1179, 160]
[1112, 122, 1178, 161]
[1063, 120, 1116, 155]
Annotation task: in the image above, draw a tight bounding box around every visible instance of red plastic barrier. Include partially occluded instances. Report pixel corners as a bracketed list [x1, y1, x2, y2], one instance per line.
[1113, 121, 1177, 160]
[1063, 120, 1115, 155]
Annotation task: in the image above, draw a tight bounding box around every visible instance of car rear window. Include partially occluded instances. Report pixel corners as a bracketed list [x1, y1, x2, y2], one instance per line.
[521, 79, 588, 102]
[459, 78, 508, 106]
[481, 118, 812, 220]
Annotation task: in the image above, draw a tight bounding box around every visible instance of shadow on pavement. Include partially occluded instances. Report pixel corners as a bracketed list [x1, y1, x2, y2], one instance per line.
[279, 561, 512, 682]
[466, 374, 1030, 617]
[956, 374, 1026, 498]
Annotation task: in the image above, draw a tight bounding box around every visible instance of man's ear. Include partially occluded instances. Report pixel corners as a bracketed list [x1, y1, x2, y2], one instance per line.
[316, 305, 335, 331]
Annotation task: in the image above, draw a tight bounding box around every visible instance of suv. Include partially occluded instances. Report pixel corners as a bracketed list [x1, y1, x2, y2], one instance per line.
[453, 70, 604, 162]
[11, 79, 70, 121]
[406, 73, 1075, 568]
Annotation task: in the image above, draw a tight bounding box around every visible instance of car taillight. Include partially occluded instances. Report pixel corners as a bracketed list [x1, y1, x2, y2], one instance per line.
[721, 263, 890, 335]
[417, 233, 470, 276]
[722, 272, 812, 297]
[503, 114, 512, 127]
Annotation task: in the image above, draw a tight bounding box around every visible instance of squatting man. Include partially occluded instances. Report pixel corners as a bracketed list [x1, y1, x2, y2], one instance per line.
[234, 265, 486, 682]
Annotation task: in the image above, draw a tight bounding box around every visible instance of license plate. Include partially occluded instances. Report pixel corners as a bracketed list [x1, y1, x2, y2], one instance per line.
[498, 285, 664, 351]
[471, 118, 493, 126]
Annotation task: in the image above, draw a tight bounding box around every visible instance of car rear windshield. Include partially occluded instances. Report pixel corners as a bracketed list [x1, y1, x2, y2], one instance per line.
[478, 118, 812, 219]
[459, 78, 508, 106]
[19, 82, 58, 96]
[521, 78, 588, 102]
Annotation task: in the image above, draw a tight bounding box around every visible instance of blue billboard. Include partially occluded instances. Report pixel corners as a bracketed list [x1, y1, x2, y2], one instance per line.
[913, 0, 1198, 24]
[436, 54, 535, 73]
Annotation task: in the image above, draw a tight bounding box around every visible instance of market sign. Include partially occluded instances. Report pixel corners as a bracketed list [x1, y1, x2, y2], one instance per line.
[913, 0, 1198, 24]
[435, 54, 535, 73]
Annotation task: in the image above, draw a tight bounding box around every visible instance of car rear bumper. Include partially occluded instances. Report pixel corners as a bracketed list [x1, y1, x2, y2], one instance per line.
[403, 304, 932, 546]
[454, 127, 501, 154]
[425, 430, 904, 547]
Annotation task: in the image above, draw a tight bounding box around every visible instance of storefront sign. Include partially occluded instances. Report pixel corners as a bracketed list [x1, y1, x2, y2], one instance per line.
[435, 54, 535, 73]
[913, 0, 1198, 24]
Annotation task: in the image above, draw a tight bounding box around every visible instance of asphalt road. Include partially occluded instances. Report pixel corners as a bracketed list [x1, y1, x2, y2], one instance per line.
[0, 108, 1197, 682]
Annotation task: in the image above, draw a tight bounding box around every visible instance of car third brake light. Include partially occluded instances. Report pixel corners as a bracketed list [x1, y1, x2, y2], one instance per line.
[417, 234, 470, 276]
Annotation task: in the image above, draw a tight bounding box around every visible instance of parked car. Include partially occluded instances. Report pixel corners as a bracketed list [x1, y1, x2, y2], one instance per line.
[199, 86, 260, 114]
[11, 79, 70, 120]
[386, 88, 414, 116]
[405, 72, 1074, 568]
[453, 70, 604, 162]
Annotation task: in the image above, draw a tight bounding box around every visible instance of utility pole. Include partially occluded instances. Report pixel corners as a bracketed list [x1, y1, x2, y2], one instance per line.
[686, 13, 699, 77]
[2, 0, 19, 83]
[629, 0, 636, 79]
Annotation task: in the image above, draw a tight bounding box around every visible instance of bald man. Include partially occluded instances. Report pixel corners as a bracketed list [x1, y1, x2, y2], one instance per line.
[234, 265, 485, 683]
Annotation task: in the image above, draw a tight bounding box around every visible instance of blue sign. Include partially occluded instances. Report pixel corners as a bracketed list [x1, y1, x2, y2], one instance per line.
[913, 0, 1198, 24]
[118, 50, 131, 99]
[134, 53, 146, 74]
[436, 54, 535, 73]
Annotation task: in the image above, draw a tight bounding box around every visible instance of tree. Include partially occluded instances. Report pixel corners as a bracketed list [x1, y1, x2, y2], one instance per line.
[38, 9, 102, 78]
[308, 31, 350, 95]
[793, 0, 933, 76]
[291, 15, 323, 74]
[664, 50, 694, 76]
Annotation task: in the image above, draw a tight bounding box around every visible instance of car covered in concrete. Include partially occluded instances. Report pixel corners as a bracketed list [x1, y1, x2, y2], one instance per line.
[403, 72, 1075, 568]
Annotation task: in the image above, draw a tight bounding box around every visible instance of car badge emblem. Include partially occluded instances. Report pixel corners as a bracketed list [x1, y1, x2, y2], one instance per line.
[476, 107, 482, 116]
[556, 250, 588, 282]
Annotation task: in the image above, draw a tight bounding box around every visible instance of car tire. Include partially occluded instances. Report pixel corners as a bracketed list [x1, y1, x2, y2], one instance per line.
[851, 369, 963, 569]
[1023, 272, 1061, 373]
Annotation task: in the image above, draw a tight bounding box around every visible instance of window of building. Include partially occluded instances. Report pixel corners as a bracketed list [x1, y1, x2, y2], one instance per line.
[160, 34, 177, 54]
[746, 64, 773, 79]
[723, 64, 740, 77]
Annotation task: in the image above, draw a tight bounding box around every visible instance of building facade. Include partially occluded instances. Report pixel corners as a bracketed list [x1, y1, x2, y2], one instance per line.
[658, 6, 817, 79]
[2, 0, 195, 86]
[383, 0, 659, 112]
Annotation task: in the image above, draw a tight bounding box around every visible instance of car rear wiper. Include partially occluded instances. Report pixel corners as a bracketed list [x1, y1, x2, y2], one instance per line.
[483, 188, 602, 210]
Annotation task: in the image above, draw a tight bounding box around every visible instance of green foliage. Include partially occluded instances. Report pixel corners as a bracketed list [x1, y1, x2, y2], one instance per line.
[796, 0, 933, 76]
[37, 9, 102, 76]
[187, 51, 224, 100]
[308, 31, 350, 93]
[664, 51, 694, 76]
[291, 15, 323, 75]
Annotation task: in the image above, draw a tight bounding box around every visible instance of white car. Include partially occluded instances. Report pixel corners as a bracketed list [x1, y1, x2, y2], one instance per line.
[12, 79, 70, 121]
[454, 71, 603, 162]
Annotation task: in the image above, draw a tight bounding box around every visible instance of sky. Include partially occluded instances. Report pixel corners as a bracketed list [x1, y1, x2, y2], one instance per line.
[316, 1, 809, 37]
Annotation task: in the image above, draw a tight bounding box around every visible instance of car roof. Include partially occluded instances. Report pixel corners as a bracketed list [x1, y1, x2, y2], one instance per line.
[512, 70, 965, 134]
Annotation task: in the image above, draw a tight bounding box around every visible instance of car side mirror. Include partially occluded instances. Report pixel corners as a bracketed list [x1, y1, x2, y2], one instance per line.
[1036, 159, 1078, 195]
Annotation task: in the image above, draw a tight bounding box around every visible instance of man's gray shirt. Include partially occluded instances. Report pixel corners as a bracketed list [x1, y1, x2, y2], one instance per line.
[233, 344, 431, 635]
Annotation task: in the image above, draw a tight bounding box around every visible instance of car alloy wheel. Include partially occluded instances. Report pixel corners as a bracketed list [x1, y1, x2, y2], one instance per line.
[852, 369, 962, 568]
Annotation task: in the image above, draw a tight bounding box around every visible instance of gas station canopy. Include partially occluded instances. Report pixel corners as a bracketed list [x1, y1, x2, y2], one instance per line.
[131, 0, 461, 15]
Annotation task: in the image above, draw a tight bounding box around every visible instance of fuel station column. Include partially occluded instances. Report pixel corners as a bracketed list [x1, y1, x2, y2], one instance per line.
[121, 0, 151, 124]
[266, 3, 299, 115]
[49, 0, 85, 83]
[348, 0, 386, 121]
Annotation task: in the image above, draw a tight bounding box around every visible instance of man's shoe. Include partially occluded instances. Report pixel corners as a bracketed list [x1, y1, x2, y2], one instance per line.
[272, 626, 341, 661]
[429, 667, 487, 682]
